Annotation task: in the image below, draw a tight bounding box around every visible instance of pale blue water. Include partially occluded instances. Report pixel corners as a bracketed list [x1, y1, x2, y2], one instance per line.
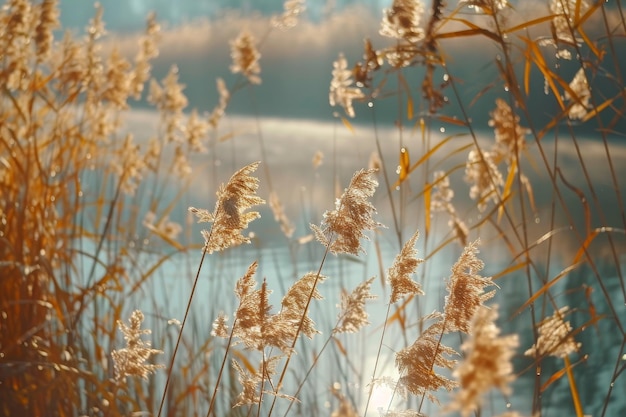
[75, 114, 626, 416]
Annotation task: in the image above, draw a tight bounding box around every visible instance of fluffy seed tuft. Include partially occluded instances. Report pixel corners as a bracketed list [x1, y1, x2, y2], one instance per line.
[189, 162, 265, 254]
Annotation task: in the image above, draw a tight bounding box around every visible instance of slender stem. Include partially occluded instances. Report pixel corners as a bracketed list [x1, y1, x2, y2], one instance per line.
[417, 315, 448, 414]
[564, 356, 584, 417]
[266, 241, 332, 417]
[206, 317, 239, 417]
[282, 296, 372, 417]
[157, 247, 208, 417]
[362, 301, 393, 417]
[370, 101, 403, 250]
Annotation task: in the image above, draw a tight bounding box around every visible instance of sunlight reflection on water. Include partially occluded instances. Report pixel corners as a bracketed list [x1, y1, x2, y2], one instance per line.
[101, 111, 626, 416]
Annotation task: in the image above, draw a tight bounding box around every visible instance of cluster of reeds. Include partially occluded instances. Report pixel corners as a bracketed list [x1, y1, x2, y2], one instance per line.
[1, 0, 625, 416]
[0, 0, 213, 414]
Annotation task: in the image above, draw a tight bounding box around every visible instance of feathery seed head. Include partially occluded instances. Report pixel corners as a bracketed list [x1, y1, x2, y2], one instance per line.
[396, 319, 458, 402]
[450, 305, 519, 417]
[565, 68, 590, 121]
[230, 30, 262, 84]
[189, 162, 265, 254]
[211, 312, 229, 338]
[329, 53, 365, 118]
[271, 0, 305, 30]
[34, 0, 59, 60]
[489, 98, 528, 164]
[465, 148, 503, 212]
[388, 230, 424, 303]
[444, 239, 496, 334]
[335, 276, 377, 334]
[111, 310, 164, 382]
[525, 306, 581, 358]
[278, 272, 326, 339]
[430, 171, 454, 213]
[311, 168, 381, 255]
[550, 0, 590, 44]
[380, 0, 425, 43]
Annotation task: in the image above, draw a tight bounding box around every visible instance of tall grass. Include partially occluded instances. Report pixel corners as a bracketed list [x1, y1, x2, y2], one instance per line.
[1, 1, 625, 417]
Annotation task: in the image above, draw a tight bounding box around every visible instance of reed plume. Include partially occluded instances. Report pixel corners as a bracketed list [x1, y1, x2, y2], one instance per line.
[329, 53, 365, 118]
[465, 149, 504, 213]
[271, 0, 305, 30]
[525, 306, 581, 358]
[230, 30, 262, 85]
[388, 230, 424, 304]
[277, 272, 327, 339]
[565, 68, 591, 121]
[335, 276, 377, 334]
[444, 239, 496, 334]
[379, 0, 425, 43]
[111, 310, 164, 382]
[189, 161, 265, 254]
[311, 168, 381, 255]
[396, 318, 458, 403]
[450, 305, 519, 417]
[235, 270, 314, 353]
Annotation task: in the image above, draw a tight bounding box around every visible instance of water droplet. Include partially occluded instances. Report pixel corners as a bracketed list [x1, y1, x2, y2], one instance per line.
[443, 73, 449, 82]
[368, 102, 374, 108]
[439, 127, 446, 133]
[504, 85, 510, 92]
[506, 402, 512, 409]
[535, 217, 540, 224]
